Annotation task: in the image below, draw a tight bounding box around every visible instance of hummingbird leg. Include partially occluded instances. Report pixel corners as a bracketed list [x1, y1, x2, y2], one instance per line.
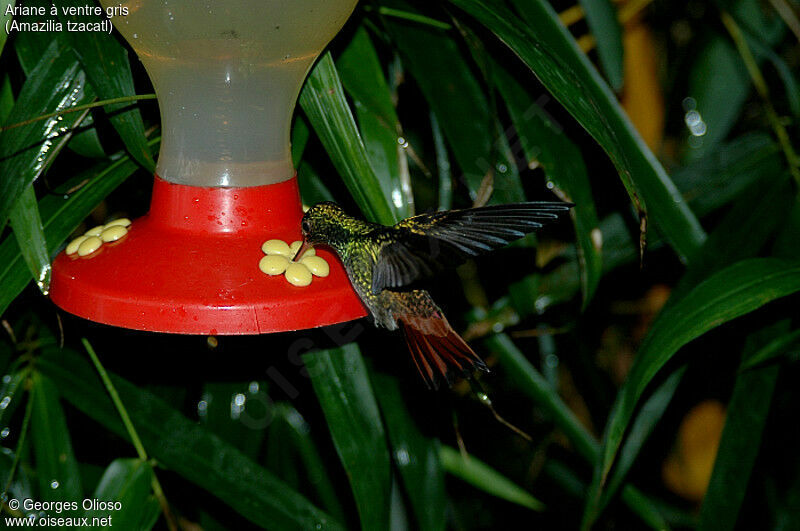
[293, 240, 313, 261]
[468, 378, 532, 442]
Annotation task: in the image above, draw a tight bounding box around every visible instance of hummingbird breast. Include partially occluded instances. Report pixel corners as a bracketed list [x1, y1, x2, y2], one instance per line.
[338, 236, 439, 331]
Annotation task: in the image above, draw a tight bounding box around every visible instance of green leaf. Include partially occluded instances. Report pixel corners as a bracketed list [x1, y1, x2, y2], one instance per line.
[199, 382, 268, 459]
[577, 0, 624, 90]
[338, 27, 413, 218]
[371, 372, 446, 531]
[30, 372, 83, 505]
[0, 447, 35, 511]
[439, 445, 544, 511]
[305, 345, 392, 530]
[671, 132, 782, 217]
[14, 6, 56, 75]
[298, 161, 336, 205]
[486, 334, 600, 459]
[8, 183, 50, 294]
[594, 258, 800, 505]
[67, 113, 107, 159]
[430, 111, 453, 211]
[266, 403, 347, 523]
[452, 0, 706, 261]
[517, 132, 781, 314]
[0, 73, 13, 124]
[84, 459, 160, 531]
[0, 140, 153, 316]
[57, 0, 155, 171]
[494, 64, 602, 306]
[775, 201, 800, 261]
[382, 2, 494, 200]
[618, 488, 671, 530]
[486, 333, 689, 527]
[37, 347, 344, 531]
[544, 460, 688, 529]
[685, 0, 784, 159]
[743, 31, 800, 118]
[0, 368, 28, 427]
[594, 367, 685, 519]
[300, 53, 398, 225]
[739, 328, 800, 371]
[0, 39, 95, 233]
[672, 175, 793, 301]
[585, 175, 794, 524]
[291, 115, 311, 168]
[0, 2, 13, 54]
[699, 324, 785, 531]
[685, 36, 752, 160]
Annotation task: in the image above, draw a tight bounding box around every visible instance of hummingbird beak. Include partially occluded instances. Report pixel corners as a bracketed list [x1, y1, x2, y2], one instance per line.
[293, 240, 312, 262]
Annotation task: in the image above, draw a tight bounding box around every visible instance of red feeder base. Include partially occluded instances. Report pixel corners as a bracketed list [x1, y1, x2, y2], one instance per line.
[50, 176, 367, 334]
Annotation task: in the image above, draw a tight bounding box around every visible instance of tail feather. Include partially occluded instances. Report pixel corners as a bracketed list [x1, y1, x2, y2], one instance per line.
[398, 313, 488, 389]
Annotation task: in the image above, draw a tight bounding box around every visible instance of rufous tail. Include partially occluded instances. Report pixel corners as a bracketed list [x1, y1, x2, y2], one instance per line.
[398, 312, 488, 389]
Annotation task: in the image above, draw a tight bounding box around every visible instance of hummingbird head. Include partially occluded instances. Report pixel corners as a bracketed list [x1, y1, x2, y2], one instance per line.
[300, 201, 348, 244]
[295, 202, 349, 260]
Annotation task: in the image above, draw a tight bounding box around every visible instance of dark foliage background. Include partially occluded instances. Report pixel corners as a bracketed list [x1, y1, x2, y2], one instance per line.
[1, 0, 800, 529]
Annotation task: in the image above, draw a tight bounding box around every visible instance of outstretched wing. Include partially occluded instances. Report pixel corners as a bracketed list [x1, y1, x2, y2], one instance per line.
[371, 201, 571, 293]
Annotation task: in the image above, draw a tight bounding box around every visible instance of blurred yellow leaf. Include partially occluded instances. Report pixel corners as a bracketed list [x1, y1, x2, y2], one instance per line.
[662, 400, 726, 501]
[621, 19, 665, 150]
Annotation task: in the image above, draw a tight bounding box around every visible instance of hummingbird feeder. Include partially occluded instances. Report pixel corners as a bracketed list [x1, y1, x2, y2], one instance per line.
[50, 0, 368, 334]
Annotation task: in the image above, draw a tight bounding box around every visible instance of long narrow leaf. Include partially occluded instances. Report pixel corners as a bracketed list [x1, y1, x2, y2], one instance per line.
[740, 329, 800, 371]
[83, 459, 160, 531]
[452, 0, 706, 261]
[381, 1, 494, 200]
[577, 0, 624, 90]
[0, 39, 95, 232]
[305, 345, 392, 530]
[439, 445, 544, 511]
[485, 333, 669, 526]
[338, 27, 413, 218]
[494, 64, 602, 306]
[596, 367, 685, 517]
[587, 174, 796, 523]
[8, 183, 50, 294]
[0, 0, 14, 55]
[30, 372, 83, 505]
[0, 140, 155, 316]
[300, 53, 398, 225]
[57, 0, 155, 171]
[698, 324, 785, 531]
[37, 347, 343, 531]
[371, 372, 446, 531]
[593, 258, 800, 509]
[267, 403, 347, 522]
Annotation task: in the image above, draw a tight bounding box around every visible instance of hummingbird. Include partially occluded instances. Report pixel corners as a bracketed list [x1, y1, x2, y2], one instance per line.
[295, 201, 572, 388]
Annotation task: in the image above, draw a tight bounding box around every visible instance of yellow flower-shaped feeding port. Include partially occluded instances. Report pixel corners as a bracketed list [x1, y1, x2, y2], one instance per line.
[259, 239, 330, 287]
[66, 218, 132, 257]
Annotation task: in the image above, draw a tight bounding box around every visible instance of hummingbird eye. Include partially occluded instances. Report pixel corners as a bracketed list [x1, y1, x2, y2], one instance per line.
[301, 221, 310, 234]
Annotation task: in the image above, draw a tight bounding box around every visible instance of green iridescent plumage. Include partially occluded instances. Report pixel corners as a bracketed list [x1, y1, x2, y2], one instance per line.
[298, 200, 571, 387]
